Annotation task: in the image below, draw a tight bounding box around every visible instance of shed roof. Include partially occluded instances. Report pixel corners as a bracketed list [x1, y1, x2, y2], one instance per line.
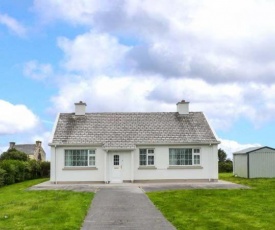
[233, 146, 275, 155]
[51, 112, 219, 149]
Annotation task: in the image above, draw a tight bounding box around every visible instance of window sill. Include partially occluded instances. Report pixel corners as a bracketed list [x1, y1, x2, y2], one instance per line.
[138, 166, 157, 170]
[62, 167, 98, 170]
[168, 166, 203, 169]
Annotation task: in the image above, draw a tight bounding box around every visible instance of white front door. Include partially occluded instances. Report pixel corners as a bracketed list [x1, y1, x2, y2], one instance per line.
[110, 154, 123, 183]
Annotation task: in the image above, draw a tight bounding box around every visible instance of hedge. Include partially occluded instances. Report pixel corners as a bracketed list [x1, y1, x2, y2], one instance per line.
[0, 160, 50, 187]
[219, 161, 233, 173]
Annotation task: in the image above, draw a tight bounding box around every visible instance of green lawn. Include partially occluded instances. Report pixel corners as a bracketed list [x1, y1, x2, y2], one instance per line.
[147, 173, 275, 230]
[0, 179, 93, 230]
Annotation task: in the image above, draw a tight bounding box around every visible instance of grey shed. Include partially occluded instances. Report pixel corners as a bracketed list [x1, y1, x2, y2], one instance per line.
[233, 146, 275, 178]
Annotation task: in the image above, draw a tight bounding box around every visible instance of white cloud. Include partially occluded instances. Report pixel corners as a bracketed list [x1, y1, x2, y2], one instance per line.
[51, 75, 173, 113]
[219, 138, 262, 160]
[189, 0, 275, 40]
[33, 0, 103, 24]
[148, 78, 275, 129]
[23, 60, 53, 80]
[0, 13, 27, 37]
[33, 0, 275, 84]
[57, 31, 129, 74]
[0, 100, 39, 134]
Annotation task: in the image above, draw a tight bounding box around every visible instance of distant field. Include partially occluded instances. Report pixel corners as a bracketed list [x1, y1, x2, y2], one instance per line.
[147, 173, 275, 230]
[0, 179, 93, 230]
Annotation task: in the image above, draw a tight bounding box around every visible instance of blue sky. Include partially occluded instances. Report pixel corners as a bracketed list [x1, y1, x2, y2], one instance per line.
[1, 0, 275, 159]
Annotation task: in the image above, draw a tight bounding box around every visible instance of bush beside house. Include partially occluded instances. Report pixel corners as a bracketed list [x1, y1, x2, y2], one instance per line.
[0, 149, 50, 187]
[218, 149, 233, 173]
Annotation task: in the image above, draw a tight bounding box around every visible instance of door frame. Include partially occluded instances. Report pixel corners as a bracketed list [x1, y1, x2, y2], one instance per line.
[109, 153, 123, 183]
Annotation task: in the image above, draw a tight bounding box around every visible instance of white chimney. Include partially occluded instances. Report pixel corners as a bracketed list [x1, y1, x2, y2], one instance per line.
[177, 100, 189, 115]
[75, 101, 87, 116]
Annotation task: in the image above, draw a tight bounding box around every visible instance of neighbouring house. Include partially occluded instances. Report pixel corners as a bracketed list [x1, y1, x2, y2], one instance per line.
[8, 141, 46, 161]
[49, 100, 220, 184]
[233, 146, 275, 178]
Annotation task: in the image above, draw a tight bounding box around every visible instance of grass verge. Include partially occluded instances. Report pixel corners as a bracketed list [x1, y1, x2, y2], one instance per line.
[0, 179, 94, 230]
[147, 173, 275, 230]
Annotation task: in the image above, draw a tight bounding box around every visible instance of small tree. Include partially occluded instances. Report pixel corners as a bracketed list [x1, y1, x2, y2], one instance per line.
[218, 149, 227, 162]
[0, 149, 28, 161]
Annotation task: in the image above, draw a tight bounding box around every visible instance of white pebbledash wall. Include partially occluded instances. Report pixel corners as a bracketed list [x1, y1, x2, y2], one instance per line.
[50, 144, 218, 183]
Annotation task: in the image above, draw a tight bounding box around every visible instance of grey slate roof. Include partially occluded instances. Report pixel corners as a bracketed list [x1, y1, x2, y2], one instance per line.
[13, 144, 36, 155]
[51, 112, 219, 149]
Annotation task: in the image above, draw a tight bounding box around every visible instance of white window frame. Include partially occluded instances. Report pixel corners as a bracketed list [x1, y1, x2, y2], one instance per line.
[169, 148, 201, 166]
[88, 150, 96, 166]
[139, 149, 155, 166]
[64, 149, 96, 167]
[193, 148, 201, 165]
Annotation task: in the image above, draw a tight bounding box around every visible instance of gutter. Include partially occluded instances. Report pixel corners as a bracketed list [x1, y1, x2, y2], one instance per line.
[136, 141, 220, 146]
[48, 143, 103, 147]
[54, 145, 57, 184]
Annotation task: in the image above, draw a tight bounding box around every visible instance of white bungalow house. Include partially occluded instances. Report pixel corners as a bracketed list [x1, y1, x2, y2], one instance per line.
[49, 100, 220, 184]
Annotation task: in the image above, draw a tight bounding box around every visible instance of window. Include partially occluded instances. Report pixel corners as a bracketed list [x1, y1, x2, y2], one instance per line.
[114, 155, 119, 165]
[169, 148, 201, 166]
[65, 150, 95, 167]
[194, 149, 200, 165]
[139, 149, 154, 166]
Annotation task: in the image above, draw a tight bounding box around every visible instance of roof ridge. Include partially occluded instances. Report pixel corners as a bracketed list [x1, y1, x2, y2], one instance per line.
[59, 111, 203, 115]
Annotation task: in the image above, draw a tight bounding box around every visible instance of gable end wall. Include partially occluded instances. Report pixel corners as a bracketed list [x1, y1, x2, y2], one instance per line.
[249, 148, 275, 178]
[233, 155, 248, 178]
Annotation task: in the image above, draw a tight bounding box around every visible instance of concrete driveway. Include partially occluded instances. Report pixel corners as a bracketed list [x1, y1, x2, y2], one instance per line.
[29, 180, 248, 192]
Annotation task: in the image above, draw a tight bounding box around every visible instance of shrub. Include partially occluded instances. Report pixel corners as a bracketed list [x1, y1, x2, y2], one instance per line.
[0, 160, 28, 184]
[0, 168, 6, 187]
[219, 161, 233, 173]
[28, 160, 41, 179]
[0, 157, 50, 186]
[40, 161, 50, 178]
[0, 149, 28, 161]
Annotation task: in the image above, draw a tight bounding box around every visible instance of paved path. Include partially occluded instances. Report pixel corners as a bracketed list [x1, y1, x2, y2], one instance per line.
[81, 187, 175, 230]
